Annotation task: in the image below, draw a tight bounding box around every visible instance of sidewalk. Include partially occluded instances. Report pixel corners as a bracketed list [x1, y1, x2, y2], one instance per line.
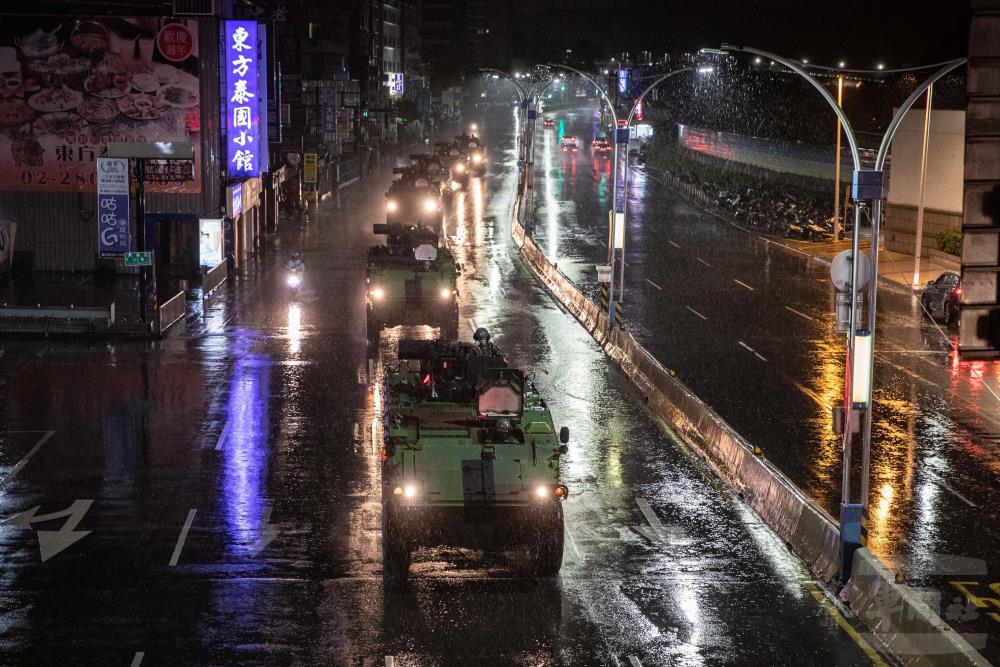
[645, 164, 959, 293]
[778, 235, 958, 291]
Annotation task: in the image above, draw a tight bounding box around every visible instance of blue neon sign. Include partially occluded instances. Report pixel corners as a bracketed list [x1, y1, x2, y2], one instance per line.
[224, 20, 260, 179]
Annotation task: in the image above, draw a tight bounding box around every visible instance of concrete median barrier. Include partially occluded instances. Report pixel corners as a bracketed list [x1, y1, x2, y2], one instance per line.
[841, 548, 989, 666]
[510, 199, 988, 665]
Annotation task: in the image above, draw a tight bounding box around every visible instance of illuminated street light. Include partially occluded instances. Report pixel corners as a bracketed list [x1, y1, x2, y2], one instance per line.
[876, 62, 885, 70]
[838, 60, 847, 68]
[722, 43, 966, 581]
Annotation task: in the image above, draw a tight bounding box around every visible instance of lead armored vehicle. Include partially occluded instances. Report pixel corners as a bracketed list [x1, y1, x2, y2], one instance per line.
[380, 329, 570, 586]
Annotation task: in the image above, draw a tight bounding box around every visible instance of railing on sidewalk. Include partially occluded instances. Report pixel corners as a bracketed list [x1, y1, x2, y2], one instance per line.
[336, 156, 361, 187]
[203, 261, 229, 297]
[0, 302, 116, 334]
[155, 290, 186, 335]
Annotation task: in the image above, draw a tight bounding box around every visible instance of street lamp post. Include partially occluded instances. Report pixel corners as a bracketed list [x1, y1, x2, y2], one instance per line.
[618, 68, 696, 316]
[724, 44, 965, 581]
[548, 63, 624, 327]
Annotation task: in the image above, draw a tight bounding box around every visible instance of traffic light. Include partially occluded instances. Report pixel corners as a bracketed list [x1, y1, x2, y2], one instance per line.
[361, 104, 369, 119]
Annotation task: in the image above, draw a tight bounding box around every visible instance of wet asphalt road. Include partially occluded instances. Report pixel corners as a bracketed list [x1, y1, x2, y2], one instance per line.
[530, 104, 1000, 659]
[0, 109, 886, 665]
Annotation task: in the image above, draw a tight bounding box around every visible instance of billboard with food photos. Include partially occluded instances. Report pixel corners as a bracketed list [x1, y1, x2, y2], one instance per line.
[0, 17, 201, 193]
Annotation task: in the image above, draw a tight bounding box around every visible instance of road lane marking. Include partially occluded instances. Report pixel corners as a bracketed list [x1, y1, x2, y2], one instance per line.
[385, 657, 395, 667]
[734, 279, 754, 291]
[685, 305, 707, 320]
[0, 430, 55, 490]
[668, 240, 680, 249]
[215, 420, 232, 451]
[169, 509, 197, 566]
[644, 278, 662, 291]
[738, 341, 768, 362]
[628, 657, 643, 667]
[565, 521, 584, 561]
[468, 318, 478, 332]
[131, 652, 145, 667]
[696, 257, 712, 268]
[784, 306, 815, 322]
[930, 475, 977, 507]
[802, 581, 889, 666]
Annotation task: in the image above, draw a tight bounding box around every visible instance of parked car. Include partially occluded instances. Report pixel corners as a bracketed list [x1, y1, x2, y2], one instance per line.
[922, 272, 962, 324]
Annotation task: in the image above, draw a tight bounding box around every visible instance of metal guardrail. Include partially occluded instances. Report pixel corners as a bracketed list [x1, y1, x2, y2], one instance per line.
[155, 290, 187, 335]
[203, 261, 228, 297]
[336, 156, 361, 187]
[0, 302, 116, 334]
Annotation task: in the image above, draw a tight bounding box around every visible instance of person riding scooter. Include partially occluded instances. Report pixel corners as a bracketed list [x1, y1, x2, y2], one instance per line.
[286, 252, 305, 291]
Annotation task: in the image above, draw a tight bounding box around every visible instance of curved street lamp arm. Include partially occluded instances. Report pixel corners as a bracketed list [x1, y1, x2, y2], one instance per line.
[626, 67, 694, 127]
[547, 63, 618, 123]
[875, 58, 966, 170]
[723, 45, 862, 171]
[478, 68, 526, 104]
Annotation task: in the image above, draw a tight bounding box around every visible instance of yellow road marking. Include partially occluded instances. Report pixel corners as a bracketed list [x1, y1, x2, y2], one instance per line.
[803, 581, 888, 666]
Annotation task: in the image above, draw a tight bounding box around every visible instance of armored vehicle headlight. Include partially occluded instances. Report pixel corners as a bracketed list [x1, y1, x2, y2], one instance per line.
[371, 286, 385, 300]
[423, 198, 438, 213]
[535, 485, 550, 498]
[471, 153, 482, 164]
[451, 180, 461, 191]
[439, 287, 452, 300]
[454, 162, 465, 173]
[404, 484, 418, 498]
[386, 199, 398, 212]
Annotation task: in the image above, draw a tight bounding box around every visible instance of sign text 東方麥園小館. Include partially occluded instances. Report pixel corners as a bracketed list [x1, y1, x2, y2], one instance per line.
[225, 21, 260, 179]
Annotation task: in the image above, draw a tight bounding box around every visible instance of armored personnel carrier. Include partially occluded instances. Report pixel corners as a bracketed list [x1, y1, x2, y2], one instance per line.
[380, 329, 570, 586]
[455, 132, 487, 176]
[366, 222, 459, 342]
[385, 168, 444, 229]
[436, 142, 469, 190]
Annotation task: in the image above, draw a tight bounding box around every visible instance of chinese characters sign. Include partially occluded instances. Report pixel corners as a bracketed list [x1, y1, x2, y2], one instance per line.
[96, 158, 129, 257]
[224, 21, 260, 179]
[0, 17, 202, 193]
[387, 72, 404, 97]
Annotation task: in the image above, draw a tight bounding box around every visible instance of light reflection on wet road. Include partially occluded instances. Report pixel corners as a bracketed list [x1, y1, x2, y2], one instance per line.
[0, 109, 882, 665]
[531, 104, 1000, 659]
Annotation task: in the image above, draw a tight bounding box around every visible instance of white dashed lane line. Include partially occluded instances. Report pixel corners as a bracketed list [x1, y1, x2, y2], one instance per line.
[685, 305, 708, 320]
[738, 341, 768, 362]
[784, 306, 815, 322]
[645, 278, 663, 291]
[169, 509, 197, 567]
[696, 257, 712, 268]
[668, 240, 680, 249]
[734, 279, 754, 291]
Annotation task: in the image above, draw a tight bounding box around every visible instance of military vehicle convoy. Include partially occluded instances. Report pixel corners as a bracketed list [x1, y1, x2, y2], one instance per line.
[379, 329, 570, 586]
[367, 159, 459, 342]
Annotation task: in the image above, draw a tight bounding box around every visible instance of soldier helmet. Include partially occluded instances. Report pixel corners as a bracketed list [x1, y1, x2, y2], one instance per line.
[473, 327, 491, 343]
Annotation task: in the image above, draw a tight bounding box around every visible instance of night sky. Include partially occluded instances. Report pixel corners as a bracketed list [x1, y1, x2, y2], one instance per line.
[512, 0, 970, 67]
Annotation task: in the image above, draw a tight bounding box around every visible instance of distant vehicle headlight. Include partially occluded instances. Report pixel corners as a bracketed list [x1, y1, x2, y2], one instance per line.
[386, 200, 398, 212]
[371, 286, 385, 300]
[451, 180, 461, 191]
[454, 162, 465, 173]
[286, 274, 301, 288]
[423, 198, 438, 213]
[471, 153, 483, 164]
